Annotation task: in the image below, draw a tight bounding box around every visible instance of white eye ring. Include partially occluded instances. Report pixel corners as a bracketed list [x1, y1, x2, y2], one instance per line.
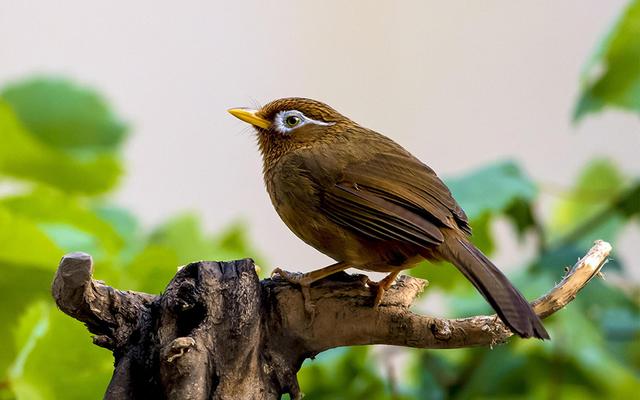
[273, 110, 334, 134]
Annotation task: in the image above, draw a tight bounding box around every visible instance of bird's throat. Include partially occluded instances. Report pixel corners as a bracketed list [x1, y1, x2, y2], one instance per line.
[257, 132, 294, 175]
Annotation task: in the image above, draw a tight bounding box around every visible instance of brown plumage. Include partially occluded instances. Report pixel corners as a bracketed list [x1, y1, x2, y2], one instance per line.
[229, 97, 549, 339]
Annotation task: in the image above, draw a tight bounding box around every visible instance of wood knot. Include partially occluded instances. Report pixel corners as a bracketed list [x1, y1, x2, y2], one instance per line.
[164, 337, 196, 363]
[431, 320, 453, 340]
[92, 335, 114, 350]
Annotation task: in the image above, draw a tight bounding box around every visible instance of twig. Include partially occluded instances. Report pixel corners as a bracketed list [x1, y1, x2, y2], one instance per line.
[267, 241, 612, 351]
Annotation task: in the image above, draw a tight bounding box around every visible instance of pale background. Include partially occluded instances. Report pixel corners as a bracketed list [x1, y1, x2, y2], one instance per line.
[1, 1, 638, 278]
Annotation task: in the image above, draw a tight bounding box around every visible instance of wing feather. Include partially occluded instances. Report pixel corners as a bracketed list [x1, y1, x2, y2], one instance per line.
[320, 150, 470, 248]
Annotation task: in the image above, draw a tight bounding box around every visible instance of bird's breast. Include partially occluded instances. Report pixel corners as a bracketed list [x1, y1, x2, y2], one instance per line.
[264, 158, 343, 257]
[263, 153, 422, 269]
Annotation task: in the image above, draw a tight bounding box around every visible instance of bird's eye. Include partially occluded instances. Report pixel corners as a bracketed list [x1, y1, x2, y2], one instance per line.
[284, 115, 302, 128]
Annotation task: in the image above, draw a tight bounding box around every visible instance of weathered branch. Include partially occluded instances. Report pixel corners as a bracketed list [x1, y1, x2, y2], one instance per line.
[52, 241, 612, 399]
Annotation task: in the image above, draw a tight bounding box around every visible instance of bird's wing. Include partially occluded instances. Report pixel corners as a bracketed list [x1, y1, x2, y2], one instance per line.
[321, 150, 470, 248]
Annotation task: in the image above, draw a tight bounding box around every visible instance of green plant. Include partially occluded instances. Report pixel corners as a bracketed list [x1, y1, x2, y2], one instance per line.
[0, 78, 262, 399]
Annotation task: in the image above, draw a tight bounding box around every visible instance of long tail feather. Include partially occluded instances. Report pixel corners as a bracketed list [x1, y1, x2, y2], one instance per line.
[435, 235, 549, 339]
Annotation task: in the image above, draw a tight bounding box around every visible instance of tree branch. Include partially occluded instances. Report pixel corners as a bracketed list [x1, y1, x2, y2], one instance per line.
[266, 240, 611, 351]
[52, 241, 612, 399]
[51, 252, 156, 350]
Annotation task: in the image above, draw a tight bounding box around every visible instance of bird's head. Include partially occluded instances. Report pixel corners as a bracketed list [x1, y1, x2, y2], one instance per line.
[229, 98, 351, 168]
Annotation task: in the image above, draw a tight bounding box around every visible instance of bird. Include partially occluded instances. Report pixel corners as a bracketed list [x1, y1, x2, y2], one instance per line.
[228, 97, 549, 339]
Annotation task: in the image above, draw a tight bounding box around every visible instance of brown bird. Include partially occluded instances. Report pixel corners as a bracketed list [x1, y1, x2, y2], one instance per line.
[229, 98, 549, 339]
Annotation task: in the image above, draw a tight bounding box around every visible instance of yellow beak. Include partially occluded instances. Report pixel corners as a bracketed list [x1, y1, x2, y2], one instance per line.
[228, 108, 271, 129]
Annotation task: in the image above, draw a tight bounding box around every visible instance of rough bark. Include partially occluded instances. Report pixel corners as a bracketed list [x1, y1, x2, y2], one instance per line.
[51, 241, 612, 399]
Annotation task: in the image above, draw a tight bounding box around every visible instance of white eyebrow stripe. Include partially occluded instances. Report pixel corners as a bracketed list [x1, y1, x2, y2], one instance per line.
[273, 110, 335, 134]
[307, 116, 334, 126]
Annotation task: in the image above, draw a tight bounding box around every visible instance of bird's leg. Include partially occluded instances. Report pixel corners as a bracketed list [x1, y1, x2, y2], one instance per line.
[271, 261, 351, 286]
[367, 270, 401, 307]
[271, 261, 351, 317]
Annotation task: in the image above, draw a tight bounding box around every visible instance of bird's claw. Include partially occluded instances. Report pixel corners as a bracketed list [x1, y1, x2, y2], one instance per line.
[364, 279, 384, 308]
[366, 275, 398, 308]
[271, 267, 314, 287]
[271, 268, 316, 320]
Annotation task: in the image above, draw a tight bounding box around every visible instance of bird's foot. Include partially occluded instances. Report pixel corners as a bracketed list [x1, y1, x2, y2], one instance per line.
[366, 271, 400, 308]
[271, 268, 316, 319]
[366, 279, 387, 308]
[271, 267, 315, 286]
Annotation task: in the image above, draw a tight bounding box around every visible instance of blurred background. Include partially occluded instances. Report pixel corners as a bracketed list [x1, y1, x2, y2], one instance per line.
[0, 1, 638, 399]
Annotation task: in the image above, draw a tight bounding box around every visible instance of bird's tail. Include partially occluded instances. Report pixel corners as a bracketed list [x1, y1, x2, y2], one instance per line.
[433, 235, 549, 339]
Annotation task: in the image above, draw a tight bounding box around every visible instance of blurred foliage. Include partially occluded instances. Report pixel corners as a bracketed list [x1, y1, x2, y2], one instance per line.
[0, 77, 262, 399]
[0, 2, 639, 398]
[294, 347, 412, 400]
[0, 100, 122, 195]
[574, 0, 640, 120]
[2, 78, 128, 152]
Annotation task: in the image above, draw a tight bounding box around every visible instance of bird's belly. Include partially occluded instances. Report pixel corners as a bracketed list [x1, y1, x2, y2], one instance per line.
[266, 163, 424, 270]
[274, 197, 423, 270]
[275, 200, 357, 260]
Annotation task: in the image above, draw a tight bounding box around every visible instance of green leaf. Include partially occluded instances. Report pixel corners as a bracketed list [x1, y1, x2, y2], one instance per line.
[600, 307, 640, 340]
[408, 349, 470, 399]
[616, 181, 640, 218]
[0, 101, 122, 194]
[9, 301, 50, 384]
[1, 77, 128, 152]
[123, 244, 180, 294]
[548, 159, 632, 247]
[0, 206, 62, 270]
[0, 266, 54, 383]
[466, 212, 495, 254]
[449, 303, 640, 399]
[9, 304, 112, 400]
[93, 205, 140, 245]
[121, 215, 264, 293]
[409, 260, 463, 290]
[532, 244, 623, 277]
[1, 186, 124, 256]
[298, 347, 406, 400]
[504, 197, 538, 238]
[551, 159, 623, 227]
[574, 278, 638, 318]
[451, 343, 605, 399]
[550, 305, 640, 397]
[39, 224, 103, 257]
[148, 214, 263, 266]
[574, 0, 640, 120]
[148, 214, 218, 263]
[446, 160, 537, 221]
